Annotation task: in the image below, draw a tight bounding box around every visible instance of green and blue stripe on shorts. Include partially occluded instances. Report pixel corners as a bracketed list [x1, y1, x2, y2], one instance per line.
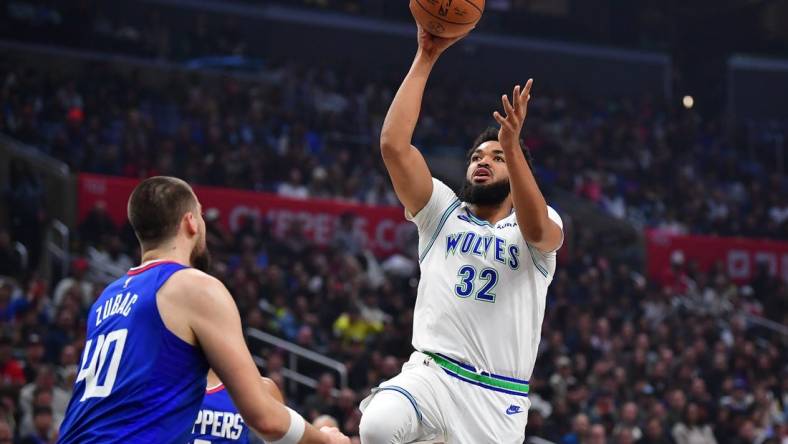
[423, 351, 530, 398]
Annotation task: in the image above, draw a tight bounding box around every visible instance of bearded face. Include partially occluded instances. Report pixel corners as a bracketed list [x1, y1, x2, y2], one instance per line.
[189, 219, 211, 272]
[459, 177, 511, 206]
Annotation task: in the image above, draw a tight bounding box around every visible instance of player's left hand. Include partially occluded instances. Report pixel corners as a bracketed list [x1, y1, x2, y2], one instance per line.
[493, 79, 533, 151]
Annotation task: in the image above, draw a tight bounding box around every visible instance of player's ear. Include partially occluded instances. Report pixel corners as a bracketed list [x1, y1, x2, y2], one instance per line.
[184, 211, 199, 236]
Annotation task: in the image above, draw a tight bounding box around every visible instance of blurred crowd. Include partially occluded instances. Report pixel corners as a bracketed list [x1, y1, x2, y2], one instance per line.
[1, 185, 786, 443]
[0, 0, 655, 57]
[0, 1, 248, 62]
[1, 0, 787, 238]
[1, 56, 786, 239]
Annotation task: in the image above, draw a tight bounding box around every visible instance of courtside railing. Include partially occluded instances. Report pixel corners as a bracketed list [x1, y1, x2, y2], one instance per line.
[47, 220, 70, 280]
[246, 328, 347, 398]
[0, 134, 75, 282]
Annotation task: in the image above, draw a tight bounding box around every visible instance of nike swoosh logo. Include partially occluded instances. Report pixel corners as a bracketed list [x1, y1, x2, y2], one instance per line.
[506, 405, 523, 415]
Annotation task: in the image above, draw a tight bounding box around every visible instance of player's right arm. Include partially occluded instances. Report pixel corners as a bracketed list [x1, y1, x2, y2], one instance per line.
[262, 376, 284, 403]
[164, 270, 347, 444]
[380, 25, 466, 216]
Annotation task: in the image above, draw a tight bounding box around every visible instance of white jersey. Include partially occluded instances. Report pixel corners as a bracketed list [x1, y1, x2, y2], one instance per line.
[408, 178, 563, 382]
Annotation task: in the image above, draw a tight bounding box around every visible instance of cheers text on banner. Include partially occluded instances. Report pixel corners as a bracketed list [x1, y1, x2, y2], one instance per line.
[77, 174, 413, 256]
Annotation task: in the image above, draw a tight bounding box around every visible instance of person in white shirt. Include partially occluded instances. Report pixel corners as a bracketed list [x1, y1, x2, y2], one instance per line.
[358, 25, 563, 444]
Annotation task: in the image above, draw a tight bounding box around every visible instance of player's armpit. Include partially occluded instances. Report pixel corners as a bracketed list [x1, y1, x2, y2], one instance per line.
[528, 219, 563, 253]
[380, 143, 433, 216]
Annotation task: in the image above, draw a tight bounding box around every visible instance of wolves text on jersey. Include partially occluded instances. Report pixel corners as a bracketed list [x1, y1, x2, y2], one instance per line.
[445, 232, 520, 270]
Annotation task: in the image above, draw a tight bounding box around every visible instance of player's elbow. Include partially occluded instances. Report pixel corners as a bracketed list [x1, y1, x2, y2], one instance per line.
[379, 139, 396, 157]
[379, 135, 406, 159]
[262, 377, 284, 403]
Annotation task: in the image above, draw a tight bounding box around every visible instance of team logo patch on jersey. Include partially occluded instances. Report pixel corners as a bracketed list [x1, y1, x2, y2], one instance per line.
[505, 404, 523, 415]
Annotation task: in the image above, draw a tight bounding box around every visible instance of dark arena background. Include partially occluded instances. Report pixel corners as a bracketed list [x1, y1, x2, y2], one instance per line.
[0, 1, 787, 443]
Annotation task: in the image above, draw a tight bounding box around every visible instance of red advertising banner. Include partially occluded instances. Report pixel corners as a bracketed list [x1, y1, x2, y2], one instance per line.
[646, 230, 788, 284]
[78, 174, 413, 256]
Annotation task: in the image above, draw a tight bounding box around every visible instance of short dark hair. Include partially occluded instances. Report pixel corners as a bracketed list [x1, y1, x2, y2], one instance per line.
[127, 176, 197, 249]
[466, 127, 534, 171]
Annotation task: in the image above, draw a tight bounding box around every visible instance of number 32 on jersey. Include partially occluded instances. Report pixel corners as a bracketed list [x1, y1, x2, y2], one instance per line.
[454, 265, 498, 303]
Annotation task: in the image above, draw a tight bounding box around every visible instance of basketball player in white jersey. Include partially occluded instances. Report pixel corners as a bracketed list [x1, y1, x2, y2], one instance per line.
[358, 26, 563, 444]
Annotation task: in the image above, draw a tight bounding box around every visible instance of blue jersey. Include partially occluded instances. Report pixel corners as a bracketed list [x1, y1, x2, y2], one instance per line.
[189, 384, 251, 443]
[58, 260, 209, 443]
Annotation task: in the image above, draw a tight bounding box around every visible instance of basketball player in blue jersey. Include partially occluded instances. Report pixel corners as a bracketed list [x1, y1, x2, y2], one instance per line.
[58, 176, 349, 444]
[190, 369, 284, 444]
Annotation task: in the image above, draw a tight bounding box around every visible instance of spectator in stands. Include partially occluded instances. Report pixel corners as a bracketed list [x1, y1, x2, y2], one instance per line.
[333, 388, 357, 434]
[615, 402, 643, 441]
[614, 427, 636, 444]
[588, 424, 607, 444]
[0, 281, 18, 324]
[720, 378, 754, 416]
[303, 373, 336, 422]
[278, 168, 309, 200]
[52, 258, 94, 310]
[333, 305, 381, 345]
[55, 345, 79, 390]
[85, 235, 133, 285]
[671, 402, 716, 444]
[332, 213, 365, 258]
[0, 336, 25, 390]
[78, 201, 117, 246]
[22, 333, 45, 384]
[18, 366, 68, 434]
[19, 406, 55, 444]
[638, 417, 672, 444]
[562, 413, 590, 444]
[19, 386, 62, 438]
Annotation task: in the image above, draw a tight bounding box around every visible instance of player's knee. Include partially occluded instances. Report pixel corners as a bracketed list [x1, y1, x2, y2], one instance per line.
[359, 410, 398, 444]
[358, 411, 392, 444]
[359, 391, 417, 444]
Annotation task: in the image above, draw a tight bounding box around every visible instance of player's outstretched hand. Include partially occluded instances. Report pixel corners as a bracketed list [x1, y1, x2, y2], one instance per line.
[416, 24, 468, 61]
[320, 426, 351, 444]
[493, 79, 534, 151]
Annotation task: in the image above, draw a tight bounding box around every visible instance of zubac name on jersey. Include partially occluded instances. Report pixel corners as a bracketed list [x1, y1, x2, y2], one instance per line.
[94, 287, 138, 326]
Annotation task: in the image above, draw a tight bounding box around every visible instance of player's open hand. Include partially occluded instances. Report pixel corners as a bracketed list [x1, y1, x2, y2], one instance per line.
[320, 426, 351, 444]
[493, 79, 533, 151]
[416, 24, 467, 61]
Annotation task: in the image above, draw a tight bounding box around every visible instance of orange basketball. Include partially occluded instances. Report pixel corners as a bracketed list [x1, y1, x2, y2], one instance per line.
[409, 0, 485, 38]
